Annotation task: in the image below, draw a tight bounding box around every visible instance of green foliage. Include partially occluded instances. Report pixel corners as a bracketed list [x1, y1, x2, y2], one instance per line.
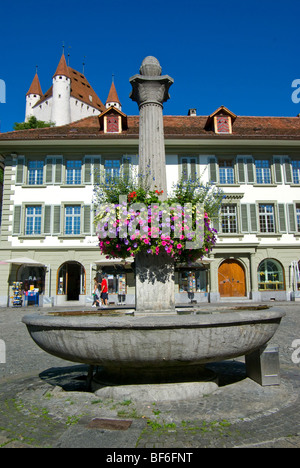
[13, 116, 55, 131]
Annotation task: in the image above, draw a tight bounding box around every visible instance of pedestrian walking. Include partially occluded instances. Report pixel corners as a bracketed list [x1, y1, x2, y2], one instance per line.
[100, 274, 108, 307]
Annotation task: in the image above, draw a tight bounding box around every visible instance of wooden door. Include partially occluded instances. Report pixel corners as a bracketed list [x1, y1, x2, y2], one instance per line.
[218, 260, 246, 297]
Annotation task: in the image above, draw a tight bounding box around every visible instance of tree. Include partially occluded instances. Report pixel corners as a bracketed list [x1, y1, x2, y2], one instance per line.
[13, 116, 55, 130]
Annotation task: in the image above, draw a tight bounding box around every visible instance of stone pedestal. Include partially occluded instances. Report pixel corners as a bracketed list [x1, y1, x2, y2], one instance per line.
[135, 252, 176, 314]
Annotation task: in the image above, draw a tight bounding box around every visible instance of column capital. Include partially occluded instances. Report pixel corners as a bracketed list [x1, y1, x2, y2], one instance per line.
[129, 56, 173, 108]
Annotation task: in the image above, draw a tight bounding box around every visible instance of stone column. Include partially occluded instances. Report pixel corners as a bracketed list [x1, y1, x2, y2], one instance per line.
[130, 57, 175, 314]
[129, 56, 173, 197]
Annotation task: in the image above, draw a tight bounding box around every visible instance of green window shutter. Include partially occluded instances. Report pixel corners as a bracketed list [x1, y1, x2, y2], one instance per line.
[284, 157, 293, 184]
[122, 156, 131, 181]
[16, 157, 25, 185]
[240, 204, 249, 233]
[237, 157, 245, 183]
[45, 157, 53, 184]
[246, 158, 255, 183]
[44, 205, 52, 235]
[13, 206, 22, 234]
[288, 204, 296, 232]
[209, 157, 218, 183]
[53, 206, 61, 234]
[249, 204, 258, 233]
[212, 210, 221, 233]
[55, 157, 63, 184]
[190, 158, 197, 181]
[277, 204, 287, 232]
[273, 157, 282, 184]
[83, 205, 91, 234]
[93, 157, 101, 184]
[84, 157, 92, 184]
[182, 158, 188, 181]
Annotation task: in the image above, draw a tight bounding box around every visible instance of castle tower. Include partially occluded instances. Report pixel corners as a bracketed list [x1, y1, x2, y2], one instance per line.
[105, 79, 121, 110]
[25, 72, 43, 121]
[50, 53, 71, 126]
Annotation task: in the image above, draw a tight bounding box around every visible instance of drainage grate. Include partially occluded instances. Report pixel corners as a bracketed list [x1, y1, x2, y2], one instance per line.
[87, 418, 132, 431]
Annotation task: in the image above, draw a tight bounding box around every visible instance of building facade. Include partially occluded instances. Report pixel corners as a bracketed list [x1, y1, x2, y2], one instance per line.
[0, 66, 300, 307]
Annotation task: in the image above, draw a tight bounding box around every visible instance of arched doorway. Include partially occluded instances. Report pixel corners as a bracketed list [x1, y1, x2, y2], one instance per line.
[218, 259, 246, 297]
[57, 261, 85, 301]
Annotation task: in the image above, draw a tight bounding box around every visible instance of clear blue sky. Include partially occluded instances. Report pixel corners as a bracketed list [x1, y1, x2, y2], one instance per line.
[1, 0, 300, 133]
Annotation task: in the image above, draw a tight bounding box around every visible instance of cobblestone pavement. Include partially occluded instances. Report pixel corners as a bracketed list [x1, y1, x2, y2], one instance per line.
[0, 302, 299, 449]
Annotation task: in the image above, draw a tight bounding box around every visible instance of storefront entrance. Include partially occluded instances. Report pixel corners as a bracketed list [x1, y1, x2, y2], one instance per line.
[57, 261, 85, 301]
[218, 259, 246, 297]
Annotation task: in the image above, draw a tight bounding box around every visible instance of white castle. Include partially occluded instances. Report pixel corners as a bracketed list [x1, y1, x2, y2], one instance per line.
[25, 53, 121, 126]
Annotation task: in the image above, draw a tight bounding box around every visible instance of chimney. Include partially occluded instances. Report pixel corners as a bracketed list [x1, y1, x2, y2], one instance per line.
[188, 108, 197, 116]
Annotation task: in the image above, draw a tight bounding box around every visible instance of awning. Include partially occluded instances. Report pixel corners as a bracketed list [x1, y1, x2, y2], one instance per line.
[3, 257, 47, 267]
[94, 257, 134, 265]
[177, 256, 214, 267]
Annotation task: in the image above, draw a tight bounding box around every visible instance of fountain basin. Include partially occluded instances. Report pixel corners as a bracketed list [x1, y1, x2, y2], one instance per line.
[22, 308, 285, 384]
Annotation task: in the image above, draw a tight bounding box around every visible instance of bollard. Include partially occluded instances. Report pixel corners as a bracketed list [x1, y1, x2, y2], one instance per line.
[245, 344, 280, 386]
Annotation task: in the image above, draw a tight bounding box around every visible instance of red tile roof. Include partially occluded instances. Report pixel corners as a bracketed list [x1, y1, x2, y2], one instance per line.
[26, 73, 43, 96]
[1, 114, 300, 141]
[53, 53, 70, 79]
[106, 81, 121, 105]
[32, 59, 105, 112]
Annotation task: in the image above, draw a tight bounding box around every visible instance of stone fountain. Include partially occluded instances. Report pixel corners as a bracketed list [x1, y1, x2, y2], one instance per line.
[22, 57, 285, 400]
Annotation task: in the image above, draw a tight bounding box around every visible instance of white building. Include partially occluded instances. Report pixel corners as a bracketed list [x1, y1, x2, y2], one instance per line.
[0, 60, 299, 307]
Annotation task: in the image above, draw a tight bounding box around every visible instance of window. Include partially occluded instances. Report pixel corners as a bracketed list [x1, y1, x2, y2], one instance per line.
[215, 115, 231, 134]
[104, 159, 120, 182]
[259, 204, 275, 233]
[181, 157, 197, 181]
[18, 265, 45, 294]
[106, 115, 119, 133]
[258, 259, 285, 291]
[219, 160, 235, 184]
[292, 160, 300, 184]
[25, 205, 42, 235]
[65, 205, 81, 235]
[28, 160, 44, 185]
[66, 160, 82, 185]
[178, 270, 207, 292]
[255, 160, 271, 184]
[221, 205, 237, 233]
[296, 204, 300, 232]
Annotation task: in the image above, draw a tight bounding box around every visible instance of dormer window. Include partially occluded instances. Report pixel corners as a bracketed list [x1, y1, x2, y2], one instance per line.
[215, 115, 231, 134]
[205, 106, 236, 135]
[99, 106, 128, 134]
[107, 115, 119, 133]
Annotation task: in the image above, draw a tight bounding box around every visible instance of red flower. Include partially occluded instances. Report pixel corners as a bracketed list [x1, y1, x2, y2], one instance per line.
[128, 191, 137, 202]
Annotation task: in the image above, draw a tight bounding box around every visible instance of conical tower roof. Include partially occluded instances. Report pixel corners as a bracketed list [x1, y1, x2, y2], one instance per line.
[106, 81, 121, 107]
[53, 53, 70, 79]
[26, 72, 43, 96]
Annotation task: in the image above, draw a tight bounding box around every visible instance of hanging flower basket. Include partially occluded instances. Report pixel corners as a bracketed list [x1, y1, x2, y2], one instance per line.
[94, 172, 224, 264]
